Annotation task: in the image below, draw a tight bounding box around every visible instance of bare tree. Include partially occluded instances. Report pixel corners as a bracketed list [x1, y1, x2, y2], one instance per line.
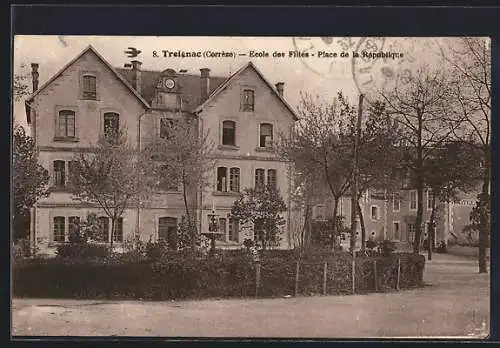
[147, 116, 215, 249]
[69, 129, 154, 248]
[279, 92, 354, 250]
[444, 37, 491, 273]
[380, 64, 461, 254]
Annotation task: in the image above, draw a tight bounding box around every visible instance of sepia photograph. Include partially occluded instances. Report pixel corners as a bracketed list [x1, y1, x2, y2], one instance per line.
[11, 35, 491, 339]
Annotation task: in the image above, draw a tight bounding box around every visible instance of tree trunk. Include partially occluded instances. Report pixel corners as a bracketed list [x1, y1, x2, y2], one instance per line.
[182, 171, 196, 250]
[356, 200, 366, 250]
[478, 147, 490, 273]
[413, 111, 424, 254]
[427, 193, 437, 261]
[110, 217, 115, 248]
[302, 203, 312, 253]
[332, 197, 339, 251]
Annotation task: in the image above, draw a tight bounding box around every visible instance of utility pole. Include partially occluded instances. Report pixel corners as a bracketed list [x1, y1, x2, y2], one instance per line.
[350, 94, 364, 254]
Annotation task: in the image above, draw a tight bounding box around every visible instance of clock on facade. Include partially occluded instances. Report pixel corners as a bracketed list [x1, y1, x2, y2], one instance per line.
[165, 78, 175, 89]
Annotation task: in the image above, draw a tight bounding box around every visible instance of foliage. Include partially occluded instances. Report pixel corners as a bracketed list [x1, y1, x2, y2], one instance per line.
[177, 216, 201, 251]
[13, 251, 425, 300]
[310, 216, 350, 250]
[436, 241, 448, 253]
[229, 185, 287, 250]
[13, 125, 50, 240]
[69, 129, 155, 246]
[470, 192, 491, 248]
[13, 65, 31, 102]
[379, 240, 397, 257]
[56, 243, 111, 260]
[146, 116, 215, 248]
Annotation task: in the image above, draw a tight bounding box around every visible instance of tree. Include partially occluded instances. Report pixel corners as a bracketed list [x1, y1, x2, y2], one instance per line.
[444, 37, 491, 273]
[380, 64, 461, 254]
[339, 99, 404, 249]
[147, 116, 215, 250]
[229, 185, 287, 250]
[279, 92, 355, 249]
[422, 140, 482, 260]
[14, 64, 31, 102]
[13, 125, 50, 241]
[69, 129, 154, 247]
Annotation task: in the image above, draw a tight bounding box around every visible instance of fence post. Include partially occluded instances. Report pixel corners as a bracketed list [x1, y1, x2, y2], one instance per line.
[352, 258, 356, 294]
[323, 261, 328, 295]
[396, 258, 401, 290]
[255, 262, 261, 297]
[294, 260, 300, 297]
[373, 260, 378, 292]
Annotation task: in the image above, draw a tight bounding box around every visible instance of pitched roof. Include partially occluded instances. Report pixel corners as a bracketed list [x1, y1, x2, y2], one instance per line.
[115, 68, 227, 112]
[25, 45, 149, 108]
[194, 62, 299, 120]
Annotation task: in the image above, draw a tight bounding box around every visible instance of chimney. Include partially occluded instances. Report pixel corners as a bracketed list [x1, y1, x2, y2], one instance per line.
[275, 82, 284, 97]
[131, 60, 142, 93]
[200, 68, 210, 103]
[31, 63, 39, 92]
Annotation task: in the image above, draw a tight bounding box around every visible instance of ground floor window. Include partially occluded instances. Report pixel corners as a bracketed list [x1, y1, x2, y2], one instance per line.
[407, 223, 416, 242]
[229, 218, 239, 242]
[113, 218, 124, 242]
[217, 218, 227, 241]
[68, 216, 80, 242]
[393, 222, 400, 240]
[98, 217, 109, 242]
[53, 216, 65, 242]
[158, 217, 178, 250]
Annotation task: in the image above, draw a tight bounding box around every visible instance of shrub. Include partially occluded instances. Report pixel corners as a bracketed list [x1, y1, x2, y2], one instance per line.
[379, 240, 396, 257]
[56, 243, 111, 259]
[13, 250, 425, 300]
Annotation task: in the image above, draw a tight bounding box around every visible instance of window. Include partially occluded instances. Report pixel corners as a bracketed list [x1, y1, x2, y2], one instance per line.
[53, 216, 65, 242]
[113, 217, 123, 242]
[160, 118, 174, 139]
[393, 222, 400, 240]
[158, 217, 178, 250]
[393, 194, 400, 212]
[242, 89, 255, 111]
[217, 218, 227, 241]
[82, 75, 97, 100]
[58, 110, 75, 138]
[315, 205, 326, 220]
[427, 190, 433, 210]
[98, 217, 109, 242]
[229, 167, 240, 192]
[217, 167, 228, 192]
[103, 112, 119, 140]
[255, 168, 265, 191]
[158, 165, 179, 191]
[222, 121, 236, 146]
[68, 216, 80, 242]
[371, 206, 379, 220]
[410, 190, 417, 210]
[229, 218, 239, 242]
[407, 223, 416, 242]
[53, 160, 66, 188]
[267, 169, 277, 190]
[259, 123, 273, 148]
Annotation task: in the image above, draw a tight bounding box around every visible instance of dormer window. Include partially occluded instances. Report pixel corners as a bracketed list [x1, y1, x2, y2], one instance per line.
[82, 75, 97, 100]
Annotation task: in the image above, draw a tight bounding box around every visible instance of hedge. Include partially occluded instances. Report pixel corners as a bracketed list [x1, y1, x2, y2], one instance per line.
[13, 251, 425, 300]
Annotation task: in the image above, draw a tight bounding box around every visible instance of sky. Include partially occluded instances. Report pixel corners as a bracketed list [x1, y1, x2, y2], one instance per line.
[13, 36, 470, 131]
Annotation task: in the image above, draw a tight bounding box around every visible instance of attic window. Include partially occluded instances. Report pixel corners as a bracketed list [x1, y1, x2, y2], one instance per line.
[242, 89, 255, 111]
[82, 75, 97, 100]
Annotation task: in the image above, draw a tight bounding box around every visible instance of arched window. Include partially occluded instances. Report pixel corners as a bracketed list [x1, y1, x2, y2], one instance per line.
[222, 121, 236, 146]
[259, 123, 273, 148]
[58, 110, 75, 137]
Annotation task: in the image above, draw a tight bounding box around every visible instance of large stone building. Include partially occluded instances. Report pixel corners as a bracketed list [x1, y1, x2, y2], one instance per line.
[24, 45, 298, 254]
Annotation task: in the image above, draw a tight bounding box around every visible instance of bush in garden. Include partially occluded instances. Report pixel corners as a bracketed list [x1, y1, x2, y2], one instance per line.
[56, 243, 111, 260]
[379, 240, 396, 257]
[13, 249, 425, 300]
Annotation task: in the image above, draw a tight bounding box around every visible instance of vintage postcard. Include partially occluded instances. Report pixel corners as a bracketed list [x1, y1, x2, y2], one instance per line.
[12, 35, 491, 339]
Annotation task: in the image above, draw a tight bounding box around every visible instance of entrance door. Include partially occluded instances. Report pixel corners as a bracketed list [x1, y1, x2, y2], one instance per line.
[159, 217, 178, 250]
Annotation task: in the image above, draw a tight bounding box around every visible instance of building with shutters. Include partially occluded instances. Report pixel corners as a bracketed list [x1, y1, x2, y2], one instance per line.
[24, 45, 298, 254]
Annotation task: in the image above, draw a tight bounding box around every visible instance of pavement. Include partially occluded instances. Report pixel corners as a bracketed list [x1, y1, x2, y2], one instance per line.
[11, 252, 490, 339]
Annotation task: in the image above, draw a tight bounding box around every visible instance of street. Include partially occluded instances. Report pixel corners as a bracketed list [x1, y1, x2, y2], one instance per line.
[12, 253, 490, 338]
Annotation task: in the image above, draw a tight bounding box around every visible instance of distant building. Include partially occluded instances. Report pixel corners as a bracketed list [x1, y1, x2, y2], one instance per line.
[24, 45, 298, 254]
